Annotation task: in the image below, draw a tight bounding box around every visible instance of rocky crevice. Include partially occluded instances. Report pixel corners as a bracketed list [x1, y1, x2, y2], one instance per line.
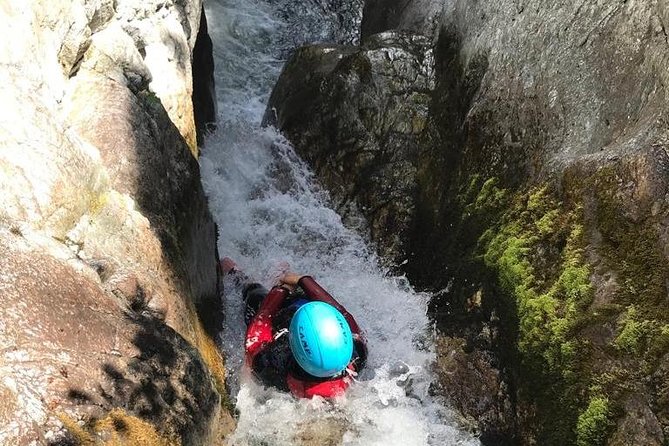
[192, 7, 217, 147]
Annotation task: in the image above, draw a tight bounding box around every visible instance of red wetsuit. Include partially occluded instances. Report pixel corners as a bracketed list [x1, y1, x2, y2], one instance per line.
[244, 276, 368, 398]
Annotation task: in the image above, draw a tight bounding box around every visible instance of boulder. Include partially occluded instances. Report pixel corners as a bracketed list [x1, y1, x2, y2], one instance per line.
[266, 31, 434, 265]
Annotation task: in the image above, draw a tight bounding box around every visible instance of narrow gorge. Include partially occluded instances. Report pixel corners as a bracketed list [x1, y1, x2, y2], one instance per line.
[1, 0, 668, 445]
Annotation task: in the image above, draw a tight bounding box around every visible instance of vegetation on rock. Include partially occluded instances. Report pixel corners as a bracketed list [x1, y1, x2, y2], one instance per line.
[576, 396, 612, 446]
[480, 185, 593, 378]
[462, 177, 595, 442]
[456, 166, 669, 444]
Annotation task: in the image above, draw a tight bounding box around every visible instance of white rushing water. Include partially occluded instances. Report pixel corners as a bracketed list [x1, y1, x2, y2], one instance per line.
[200, 0, 480, 444]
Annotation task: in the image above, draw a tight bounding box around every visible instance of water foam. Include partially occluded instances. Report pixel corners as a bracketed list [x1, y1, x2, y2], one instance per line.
[200, 0, 480, 444]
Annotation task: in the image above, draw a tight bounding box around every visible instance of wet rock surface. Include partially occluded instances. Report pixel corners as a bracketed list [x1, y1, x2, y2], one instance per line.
[0, 1, 232, 444]
[272, 0, 364, 56]
[434, 336, 515, 444]
[361, 0, 443, 40]
[266, 0, 669, 444]
[0, 235, 222, 445]
[266, 31, 434, 264]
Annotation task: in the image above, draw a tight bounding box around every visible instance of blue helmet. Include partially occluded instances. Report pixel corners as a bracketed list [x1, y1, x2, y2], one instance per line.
[288, 302, 353, 377]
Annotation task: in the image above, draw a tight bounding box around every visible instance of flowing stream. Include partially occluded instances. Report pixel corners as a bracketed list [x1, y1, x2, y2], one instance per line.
[200, 0, 480, 444]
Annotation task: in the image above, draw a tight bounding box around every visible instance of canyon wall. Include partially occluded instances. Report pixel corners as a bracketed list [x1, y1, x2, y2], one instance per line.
[266, 0, 669, 444]
[0, 1, 233, 444]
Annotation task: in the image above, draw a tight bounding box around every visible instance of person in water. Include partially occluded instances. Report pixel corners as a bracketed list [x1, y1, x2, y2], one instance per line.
[221, 258, 368, 398]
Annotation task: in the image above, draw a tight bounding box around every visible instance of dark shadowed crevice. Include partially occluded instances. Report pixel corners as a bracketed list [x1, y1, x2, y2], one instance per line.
[192, 6, 217, 147]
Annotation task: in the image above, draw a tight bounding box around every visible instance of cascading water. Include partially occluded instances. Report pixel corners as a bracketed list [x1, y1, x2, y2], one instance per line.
[200, 0, 480, 444]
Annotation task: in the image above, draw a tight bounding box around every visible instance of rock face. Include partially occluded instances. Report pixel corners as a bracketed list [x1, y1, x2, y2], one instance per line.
[0, 1, 233, 444]
[265, 31, 434, 264]
[267, 0, 669, 444]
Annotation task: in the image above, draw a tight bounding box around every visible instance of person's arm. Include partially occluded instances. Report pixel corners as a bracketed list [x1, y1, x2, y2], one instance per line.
[297, 276, 362, 334]
[245, 286, 289, 363]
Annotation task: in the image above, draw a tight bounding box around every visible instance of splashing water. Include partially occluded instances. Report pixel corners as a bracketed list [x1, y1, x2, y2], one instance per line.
[200, 0, 480, 444]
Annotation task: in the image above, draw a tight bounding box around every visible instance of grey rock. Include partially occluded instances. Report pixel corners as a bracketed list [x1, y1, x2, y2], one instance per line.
[271, 0, 364, 57]
[266, 31, 434, 265]
[434, 336, 514, 443]
[361, 0, 444, 41]
[608, 395, 664, 446]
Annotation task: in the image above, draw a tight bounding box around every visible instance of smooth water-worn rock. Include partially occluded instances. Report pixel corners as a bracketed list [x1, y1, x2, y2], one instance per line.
[266, 0, 669, 444]
[0, 1, 233, 444]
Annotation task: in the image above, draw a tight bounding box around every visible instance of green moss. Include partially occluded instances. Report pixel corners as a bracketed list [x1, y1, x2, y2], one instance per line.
[614, 305, 669, 362]
[615, 306, 651, 354]
[454, 167, 668, 444]
[464, 174, 482, 200]
[459, 176, 504, 214]
[527, 186, 550, 211]
[468, 180, 595, 442]
[536, 209, 560, 235]
[481, 185, 592, 378]
[474, 177, 508, 209]
[576, 396, 612, 446]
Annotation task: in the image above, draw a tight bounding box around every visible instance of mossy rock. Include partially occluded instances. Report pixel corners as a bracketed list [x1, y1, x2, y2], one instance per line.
[469, 179, 596, 443]
[458, 153, 669, 444]
[576, 396, 613, 446]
